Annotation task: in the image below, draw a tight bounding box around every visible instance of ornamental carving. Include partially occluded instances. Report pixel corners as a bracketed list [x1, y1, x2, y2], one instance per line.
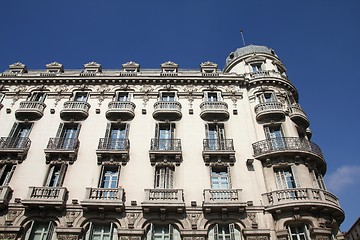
[54, 85, 69, 106]
[247, 212, 258, 228]
[187, 213, 201, 229]
[0, 233, 17, 240]
[139, 85, 153, 107]
[183, 237, 205, 240]
[126, 212, 140, 228]
[96, 85, 110, 106]
[120, 236, 142, 240]
[183, 85, 198, 108]
[5, 209, 22, 225]
[315, 235, 330, 240]
[246, 236, 269, 240]
[58, 235, 79, 240]
[65, 211, 81, 227]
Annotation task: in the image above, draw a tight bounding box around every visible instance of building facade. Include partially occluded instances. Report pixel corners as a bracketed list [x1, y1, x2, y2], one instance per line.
[0, 45, 344, 240]
[345, 218, 360, 240]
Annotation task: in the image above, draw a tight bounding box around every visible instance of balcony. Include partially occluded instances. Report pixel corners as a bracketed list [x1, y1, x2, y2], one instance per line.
[262, 188, 344, 222]
[142, 189, 185, 213]
[22, 187, 68, 210]
[0, 186, 13, 209]
[96, 138, 130, 165]
[81, 187, 125, 212]
[15, 101, 46, 121]
[149, 139, 182, 165]
[203, 189, 246, 213]
[252, 137, 325, 170]
[60, 101, 90, 121]
[106, 101, 136, 121]
[200, 101, 229, 121]
[153, 101, 182, 121]
[254, 102, 285, 122]
[288, 105, 310, 129]
[44, 138, 79, 164]
[0, 137, 31, 161]
[202, 139, 235, 165]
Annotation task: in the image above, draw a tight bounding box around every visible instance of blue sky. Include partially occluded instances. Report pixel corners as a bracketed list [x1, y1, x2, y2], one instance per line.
[1, 0, 359, 231]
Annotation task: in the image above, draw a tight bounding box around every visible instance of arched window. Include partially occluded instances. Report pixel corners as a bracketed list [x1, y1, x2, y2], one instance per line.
[85, 222, 118, 240]
[24, 221, 55, 240]
[208, 223, 242, 240]
[287, 224, 310, 240]
[146, 224, 181, 240]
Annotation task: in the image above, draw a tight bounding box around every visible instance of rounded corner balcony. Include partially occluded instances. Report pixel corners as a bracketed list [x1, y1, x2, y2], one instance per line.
[262, 188, 344, 223]
[153, 101, 182, 121]
[15, 101, 46, 121]
[106, 101, 136, 121]
[200, 101, 229, 122]
[254, 102, 285, 122]
[60, 101, 90, 121]
[252, 137, 326, 172]
[288, 105, 310, 129]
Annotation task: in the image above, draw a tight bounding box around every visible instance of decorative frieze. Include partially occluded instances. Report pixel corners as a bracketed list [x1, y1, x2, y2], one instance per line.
[65, 211, 81, 227]
[57, 235, 79, 240]
[119, 236, 142, 240]
[5, 209, 22, 226]
[0, 233, 17, 240]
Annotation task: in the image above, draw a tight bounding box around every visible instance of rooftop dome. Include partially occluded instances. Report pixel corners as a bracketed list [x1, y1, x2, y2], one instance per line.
[225, 44, 277, 68]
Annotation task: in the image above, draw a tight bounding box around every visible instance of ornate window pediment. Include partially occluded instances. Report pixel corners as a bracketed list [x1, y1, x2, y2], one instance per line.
[122, 61, 140, 72]
[9, 62, 27, 73]
[45, 62, 64, 73]
[244, 55, 266, 64]
[161, 61, 178, 73]
[200, 61, 218, 73]
[83, 61, 102, 73]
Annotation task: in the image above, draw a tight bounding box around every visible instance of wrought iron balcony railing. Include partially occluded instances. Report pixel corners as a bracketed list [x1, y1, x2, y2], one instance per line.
[46, 137, 79, 150]
[150, 138, 181, 151]
[63, 101, 90, 111]
[18, 101, 46, 112]
[97, 138, 129, 151]
[203, 139, 234, 151]
[254, 101, 284, 115]
[252, 137, 323, 158]
[200, 101, 228, 111]
[0, 137, 31, 150]
[108, 101, 136, 111]
[154, 101, 182, 111]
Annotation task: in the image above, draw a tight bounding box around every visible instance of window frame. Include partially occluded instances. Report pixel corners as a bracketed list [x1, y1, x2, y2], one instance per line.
[146, 223, 181, 240]
[208, 223, 242, 240]
[72, 91, 89, 102]
[29, 92, 47, 102]
[0, 164, 16, 186]
[204, 91, 222, 102]
[98, 165, 120, 189]
[210, 165, 231, 190]
[25, 221, 55, 240]
[287, 224, 310, 240]
[45, 164, 67, 187]
[154, 166, 174, 189]
[250, 62, 263, 72]
[85, 222, 118, 240]
[159, 91, 176, 102]
[274, 165, 300, 190]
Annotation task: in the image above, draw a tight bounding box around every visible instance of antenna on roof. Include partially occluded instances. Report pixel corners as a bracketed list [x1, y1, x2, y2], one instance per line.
[240, 29, 246, 47]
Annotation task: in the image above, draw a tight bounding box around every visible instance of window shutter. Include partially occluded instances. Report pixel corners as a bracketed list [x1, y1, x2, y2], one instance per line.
[171, 123, 175, 138]
[45, 166, 55, 187]
[0, 165, 7, 184]
[168, 168, 174, 189]
[233, 226, 242, 240]
[155, 123, 159, 139]
[98, 166, 106, 188]
[291, 165, 301, 188]
[56, 123, 65, 138]
[169, 224, 174, 240]
[208, 225, 215, 240]
[310, 170, 319, 188]
[56, 164, 67, 187]
[203, 92, 208, 101]
[214, 224, 219, 240]
[217, 92, 222, 101]
[227, 166, 232, 189]
[287, 226, 294, 240]
[318, 174, 327, 190]
[46, 221, 54, 240]
[112, 223, 119, 240]
[146, 223, 154, 240]
[159, 168, 165, 189]
[125, 123, 130, 138]
[75, 123, 82, 138]
[85, 222, 93, 240]
[8, 122, 19, 137]
[205, 124, 210, 139]
[229, 223, 236, 240]
[173, 226, 181, 240]
[304, 225, 310, 240]
[24, 221, 35, 240]
[115, 166, 120, 188]
[105, 123, 112, 138]
[264, 126, 270, 139]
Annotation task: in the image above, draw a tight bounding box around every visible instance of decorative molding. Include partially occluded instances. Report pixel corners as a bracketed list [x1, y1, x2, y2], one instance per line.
[139, 85, 153, 107]
[246, 236, 269, 240]
[119, 236, 142, 240]
[58, 235, 79, 240]
[96, 84, 110, 106]
[0, 233, 17, 240]
[247, 212, 258, 228]
[5, 210, 22, 226]
[187, 213, 201, 229]
[183, 85, 198, 108]
[183, 237, 205, 240]
[65, 211, 81, 227]
[126, 212, 140, 228]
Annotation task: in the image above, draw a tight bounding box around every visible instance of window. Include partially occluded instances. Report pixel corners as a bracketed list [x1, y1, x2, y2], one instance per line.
[25, 221, 54, 240]
[73, 92, 89, 102]
[160, 92, 176, 102]
[7, 122, 32, 148]
[29, 92, 46, 102]
[45, 164, 67, 187]
[257, 91, 276, 103]
[287, 224, 310, 240]
[146, 224, 181, 240]
[251, 63, 263, 72]
[56, 123, 81, 149]
[274, 166, 300, 190]
[204, 91, 222, 102]
[211, 166, 230, 189]
[310, 170, 326, 190]
[155, 123, 176, 150]
[264, 125, 285, 150]
[85, 222, 118, 240]
[104, 123, 129, 150]
[0, 93, 4, 102]
[155, 166, 174, 189]
[0, 164, 16, 186]
[205, 123, 226, 150]
[208, 224, 242, 240]
[116, 92, 130, 101]
[99, 165, 120, 189]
